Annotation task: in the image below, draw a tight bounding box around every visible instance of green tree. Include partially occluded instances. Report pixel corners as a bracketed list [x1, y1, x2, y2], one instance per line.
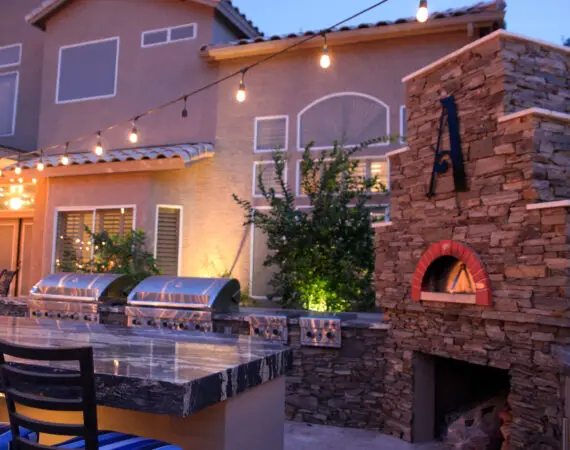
[234, 140, 387, 312]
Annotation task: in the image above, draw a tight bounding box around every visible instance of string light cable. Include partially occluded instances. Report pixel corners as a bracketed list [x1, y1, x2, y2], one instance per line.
[0, 0, 420, 170]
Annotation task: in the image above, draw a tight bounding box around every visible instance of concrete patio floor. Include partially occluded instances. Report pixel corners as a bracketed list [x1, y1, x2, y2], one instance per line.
[285, 422, 448, 450]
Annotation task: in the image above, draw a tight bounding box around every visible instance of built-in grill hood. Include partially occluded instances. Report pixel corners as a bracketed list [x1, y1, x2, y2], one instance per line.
[30, 273, 133, 304]
[127, 276, 240, 313]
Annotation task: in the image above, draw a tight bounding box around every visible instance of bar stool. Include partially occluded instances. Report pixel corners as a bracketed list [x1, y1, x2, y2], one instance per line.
[0, 340, 180, 450]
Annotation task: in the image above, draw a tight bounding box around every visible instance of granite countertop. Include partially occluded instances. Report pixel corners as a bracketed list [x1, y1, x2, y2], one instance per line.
[0, 317, 291, 417]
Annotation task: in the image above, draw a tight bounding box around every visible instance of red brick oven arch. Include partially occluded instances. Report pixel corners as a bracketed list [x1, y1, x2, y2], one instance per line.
[411, 240, 492, 306]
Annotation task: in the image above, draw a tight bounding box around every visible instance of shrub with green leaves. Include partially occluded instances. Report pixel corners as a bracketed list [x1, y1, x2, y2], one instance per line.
[234, 140, 387, 312]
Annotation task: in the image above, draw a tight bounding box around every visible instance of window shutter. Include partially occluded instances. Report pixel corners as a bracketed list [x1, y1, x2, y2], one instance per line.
[156, 207, 181, 276]
[94, 208, 133, 237]
[254, 163, 282, 196]
[55, 211, 93, 270]
[255, 117, 287, 151]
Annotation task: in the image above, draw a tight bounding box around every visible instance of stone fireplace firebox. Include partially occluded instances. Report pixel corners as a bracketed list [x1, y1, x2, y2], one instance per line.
[375, 31, 570, 449]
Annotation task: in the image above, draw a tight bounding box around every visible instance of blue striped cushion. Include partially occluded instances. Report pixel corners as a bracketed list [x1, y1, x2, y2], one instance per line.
[0, 423, 38, 449]
[58, 431, 181, 450]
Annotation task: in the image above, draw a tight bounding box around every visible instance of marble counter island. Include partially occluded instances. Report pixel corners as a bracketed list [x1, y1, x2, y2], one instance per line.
[0, 317, 292, 450]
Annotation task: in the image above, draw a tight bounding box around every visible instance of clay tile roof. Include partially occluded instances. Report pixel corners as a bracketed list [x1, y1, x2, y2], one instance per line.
[2, 144, 214, 170]
[202, 0, 505, 51]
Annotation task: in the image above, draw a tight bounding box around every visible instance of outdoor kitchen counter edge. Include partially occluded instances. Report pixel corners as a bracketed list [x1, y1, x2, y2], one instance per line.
[0, 317, 292, 417]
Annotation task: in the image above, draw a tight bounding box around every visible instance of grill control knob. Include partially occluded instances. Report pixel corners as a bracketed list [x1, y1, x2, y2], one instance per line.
[147, 320, 155, 326]
[179, 323, 185, 330]
[326, 332, 334, 339]
[71, 314, 79, 320]
[44, 312, 49, 317]
[32, 311, 41, 317]
[162, 322, 169, 328]
[56, 313, 62, 318]
[195, 324, 201, 330]
[254, 328, 260, 335]
[84, 315, 92, 321]
[272, 329, 280, 336]
[306, 331, 314, 339]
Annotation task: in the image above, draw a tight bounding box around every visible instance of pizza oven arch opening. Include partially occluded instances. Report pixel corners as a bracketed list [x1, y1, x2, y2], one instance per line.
[411, 240, 492, 306]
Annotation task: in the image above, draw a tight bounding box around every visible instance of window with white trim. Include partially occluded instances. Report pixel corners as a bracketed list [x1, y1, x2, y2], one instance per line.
[0, 72, 18, 136]
[0, 44, 22, 69]
[298, 92, 389, 150]
[353, 158, 389, 193]
[141, 24, 197, 47]
[54, 207, 134, 271]
[249, 221, 277, 299]
[254, 116, 288, 152]
[155, 206, 182, 276]
[56, 37, 119, 104]
[400, 105, 407, 143]
[253, 161, 286, 197]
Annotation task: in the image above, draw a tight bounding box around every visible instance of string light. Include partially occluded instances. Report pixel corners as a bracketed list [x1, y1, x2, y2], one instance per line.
[236, 70, 247, 103]
[14, 156, 21, 175]
[18, 178, 23, 184]
[95, 132, 104, 156]
[181, 96, 188, 118]
[32, 178, 37, 184]
[417, 0, 428, 23]
[37, 150, 45, 172]
[61, 143, 70, 166]
[319, 33, 331, 69]
[0, 169, 2, 177]
[0, 0, 391, 169]
[128, 119, 139, 144]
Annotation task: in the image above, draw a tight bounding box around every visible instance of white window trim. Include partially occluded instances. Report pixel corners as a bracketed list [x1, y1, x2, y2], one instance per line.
[400, 105, 406, 144]
[141, 23, 198, 48]
[154, 204, 183, 276]
[0, 43, 22, 69]
[55, 36, 120, 105]
[297, 91, 391, 151]
[51, 204, 137, 272]
[252, 160, 287, 198]
[253, 115, 289, 153]
[0, 70, 19, 137]
[295, 155, 389, 197]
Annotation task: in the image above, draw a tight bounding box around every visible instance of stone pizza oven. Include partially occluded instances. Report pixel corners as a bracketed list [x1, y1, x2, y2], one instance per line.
[375, 30, 570, 449]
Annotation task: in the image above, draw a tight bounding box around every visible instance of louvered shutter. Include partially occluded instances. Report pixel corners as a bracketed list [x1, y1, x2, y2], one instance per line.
[255, 117, 287, 151]
[94, 208, 133, 236]
[55, 211, 93, 270]
[155, 207, 181, 276]
[254, 163, 282, 196]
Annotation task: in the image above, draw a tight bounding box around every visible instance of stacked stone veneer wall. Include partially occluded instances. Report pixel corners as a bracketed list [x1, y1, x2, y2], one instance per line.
[212, 318, 389, 429]
[376, 32, 570, 448]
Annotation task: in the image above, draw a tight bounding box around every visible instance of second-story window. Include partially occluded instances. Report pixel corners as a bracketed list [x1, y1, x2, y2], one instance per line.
[56, 37, 119, 104]
[0, 72, 19, 136]
[0, 44, 22, 69]
[254, 116, 288, 152]
[141, 24, 197, 48]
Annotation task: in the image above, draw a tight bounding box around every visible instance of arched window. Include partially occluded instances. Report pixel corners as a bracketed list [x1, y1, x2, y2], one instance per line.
[297, 92, 389, 150]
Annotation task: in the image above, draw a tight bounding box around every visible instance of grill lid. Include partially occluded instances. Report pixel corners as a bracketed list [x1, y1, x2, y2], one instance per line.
[30, 273, 133, 303]
[127, 276, 240, 313]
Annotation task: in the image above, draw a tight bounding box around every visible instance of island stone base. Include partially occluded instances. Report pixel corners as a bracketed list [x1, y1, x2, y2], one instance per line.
[0, 376, 285, 450]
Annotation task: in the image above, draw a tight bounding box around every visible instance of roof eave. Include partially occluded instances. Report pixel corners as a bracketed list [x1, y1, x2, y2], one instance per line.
[26, 0, 68, 29]
[201, 11, 505, 62]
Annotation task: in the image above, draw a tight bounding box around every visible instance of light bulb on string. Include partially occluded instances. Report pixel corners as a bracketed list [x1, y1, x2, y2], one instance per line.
[37, 150, 45, 172]
[14, 156, 21, 175]
[319, 33, 331, 69]
[128, 119, 139, 144]
[236, 70, 247, 103]
[18, 178, 23, 184]
[95, 132, 104, 156]
[417, 0, 428, 23]
[61, 143, 70, 166]
[181, 96, 188, 118]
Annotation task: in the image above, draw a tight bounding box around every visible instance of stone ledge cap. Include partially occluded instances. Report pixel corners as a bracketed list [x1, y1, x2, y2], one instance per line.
[402, 29, 570, 83]
[499, 108, 570, 124]
[526, 200, 570, 211]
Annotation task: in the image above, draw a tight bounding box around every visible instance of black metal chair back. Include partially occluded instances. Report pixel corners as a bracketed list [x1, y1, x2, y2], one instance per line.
[0, 269, 18, 297]
[0, 340, 98, 450]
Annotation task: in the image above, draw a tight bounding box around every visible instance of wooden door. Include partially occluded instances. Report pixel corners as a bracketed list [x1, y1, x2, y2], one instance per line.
[0, 220, 18, 296]
[18, 220, 34, 296]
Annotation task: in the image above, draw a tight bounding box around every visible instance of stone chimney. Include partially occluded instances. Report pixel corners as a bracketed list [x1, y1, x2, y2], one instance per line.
[375, 30, 570, 448]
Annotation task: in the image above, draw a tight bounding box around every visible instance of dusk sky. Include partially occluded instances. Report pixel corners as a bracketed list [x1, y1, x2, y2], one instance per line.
[233, 0, 566, 46]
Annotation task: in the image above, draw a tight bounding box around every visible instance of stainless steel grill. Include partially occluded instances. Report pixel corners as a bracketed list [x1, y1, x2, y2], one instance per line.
[28, 273, 133, 322]
[125, 276, 240, 332]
